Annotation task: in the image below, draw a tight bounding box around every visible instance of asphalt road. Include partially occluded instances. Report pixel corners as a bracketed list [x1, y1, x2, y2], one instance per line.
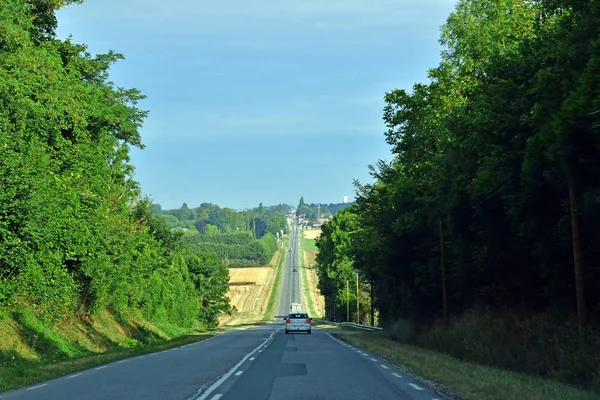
[1, 222, 448, 400]
[276, 221, 302, 318]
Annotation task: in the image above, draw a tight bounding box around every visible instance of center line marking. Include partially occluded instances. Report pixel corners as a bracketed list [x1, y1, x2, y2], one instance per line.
[380, 365, 389, 370]
[66, 373, 82, 379]
[408, 383, 425, 390]
[392, 373, 402, 378]
[192, 329, 277, 400]
[26, 383, 48, 391]
[235, 371, 243, 376]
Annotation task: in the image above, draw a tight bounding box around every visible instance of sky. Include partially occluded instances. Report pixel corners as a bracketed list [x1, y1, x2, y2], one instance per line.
[56, 0, 457, 210]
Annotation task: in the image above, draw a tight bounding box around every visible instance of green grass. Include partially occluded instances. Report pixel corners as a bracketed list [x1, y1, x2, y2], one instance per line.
[298, 229, 319, 318]
[321, 324, 600, 400]
[304, 238, 318, 252]
[261, 238, 288, 321]
[0, 330, 212, 393]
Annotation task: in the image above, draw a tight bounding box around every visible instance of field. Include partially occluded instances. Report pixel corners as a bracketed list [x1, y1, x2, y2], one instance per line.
[218, 249, 281, 326]
[301, 229, 324, 318]
[303, 229, 321, 240]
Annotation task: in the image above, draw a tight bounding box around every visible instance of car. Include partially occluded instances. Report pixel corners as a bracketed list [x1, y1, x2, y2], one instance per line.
[292, 268, 297, 272]
[284, 312, 311, 334]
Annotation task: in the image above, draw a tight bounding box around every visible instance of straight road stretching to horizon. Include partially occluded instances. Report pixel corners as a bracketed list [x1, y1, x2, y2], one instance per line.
[0, 222, 448, 400]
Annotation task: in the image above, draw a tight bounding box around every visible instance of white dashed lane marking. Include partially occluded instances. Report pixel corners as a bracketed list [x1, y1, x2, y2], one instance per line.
[408, 383, 425, 391]
[392, 373, 402, 378]
[26, 384, 48, 391]
[235, 371, 243, 376]
[66, 373, 82, 379]
[249, 357, 255, 361]
[95, 365, 108, 370]
[370, 358, 377, 362]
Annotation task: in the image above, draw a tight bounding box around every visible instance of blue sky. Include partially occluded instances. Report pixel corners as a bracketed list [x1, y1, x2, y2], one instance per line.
[56, 0, 457, 210]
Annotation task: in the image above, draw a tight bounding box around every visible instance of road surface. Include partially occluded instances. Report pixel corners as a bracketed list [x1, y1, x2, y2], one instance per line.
[0, 222, 448, 400]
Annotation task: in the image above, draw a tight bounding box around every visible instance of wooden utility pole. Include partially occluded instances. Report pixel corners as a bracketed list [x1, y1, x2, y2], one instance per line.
[370, 280, 375, 327]
[439, 219, 448, 324]
[356, 273, 360, 324]
[568, 170, 586, 337]
[346, 280, 350, 322]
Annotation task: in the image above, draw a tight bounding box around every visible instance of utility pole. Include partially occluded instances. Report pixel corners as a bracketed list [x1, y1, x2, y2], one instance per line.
[356, 273, 360, 324]
[370, 280, 375, 327]
[439, 218, 448, 325]
[346, 280, 350, 322]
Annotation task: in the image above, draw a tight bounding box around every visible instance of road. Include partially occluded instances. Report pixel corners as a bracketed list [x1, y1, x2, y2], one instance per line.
[1, 222, 447, 400]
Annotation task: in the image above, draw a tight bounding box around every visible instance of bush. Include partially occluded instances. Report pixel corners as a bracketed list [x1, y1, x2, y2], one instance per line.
[415, 310, 600, 391]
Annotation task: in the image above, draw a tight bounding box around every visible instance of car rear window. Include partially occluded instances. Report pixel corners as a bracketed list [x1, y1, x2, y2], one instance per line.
[290, 313, 308, 319]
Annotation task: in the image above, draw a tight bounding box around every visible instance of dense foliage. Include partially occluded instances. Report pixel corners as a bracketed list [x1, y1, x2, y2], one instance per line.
[0, 0, 230, 328]
[296, 197, 350, 221]
[160, 203, 288, 266]
[317, 0, 600, 389]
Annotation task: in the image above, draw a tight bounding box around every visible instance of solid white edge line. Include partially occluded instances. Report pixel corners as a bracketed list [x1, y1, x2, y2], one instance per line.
[392, 373, 402, 378]
[194, 330, 277, 400]
[25, 383, 48, 391]
[408, 383, 425, 391]
[380, 365, 389, 370]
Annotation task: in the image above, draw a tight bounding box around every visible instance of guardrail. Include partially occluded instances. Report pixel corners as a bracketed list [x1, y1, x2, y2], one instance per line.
[314, 319, 383, 331]
[340, 322, 383, 331]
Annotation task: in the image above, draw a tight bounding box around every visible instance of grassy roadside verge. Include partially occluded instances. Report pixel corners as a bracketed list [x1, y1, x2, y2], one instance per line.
[304, 238, 318, 251]
[0, 331, 213, 393]
[298, 229, 319, 317]
[319, 324, 600, 400]
[261, 237, 288, 321]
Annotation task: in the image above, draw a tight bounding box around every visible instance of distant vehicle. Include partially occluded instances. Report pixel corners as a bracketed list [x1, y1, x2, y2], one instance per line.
[290, 302, 303, 313]
[284, 312, 311, 334]
[292, 268, 297, 272]
[288, 249, 291, 252]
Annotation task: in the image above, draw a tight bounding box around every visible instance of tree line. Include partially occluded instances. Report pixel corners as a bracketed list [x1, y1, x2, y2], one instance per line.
[158, 203, 289, 267]
[0, 0, 230, 329]
[295, 197, 350, 221]
[316, 0, 600, 390]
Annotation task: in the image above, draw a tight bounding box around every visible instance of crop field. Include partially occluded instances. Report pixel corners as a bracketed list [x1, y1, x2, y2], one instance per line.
[303, 229, 321, 240]
[219, 251, 281, 326]
[302, 229, 325, 318]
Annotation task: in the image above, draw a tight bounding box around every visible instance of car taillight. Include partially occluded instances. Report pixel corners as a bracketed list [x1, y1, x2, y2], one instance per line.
[306, 319, 311, 323]
[286, 319, 291, 323]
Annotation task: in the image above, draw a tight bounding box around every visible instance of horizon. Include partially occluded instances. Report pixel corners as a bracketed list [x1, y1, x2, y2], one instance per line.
[56, 0, 456, 209]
